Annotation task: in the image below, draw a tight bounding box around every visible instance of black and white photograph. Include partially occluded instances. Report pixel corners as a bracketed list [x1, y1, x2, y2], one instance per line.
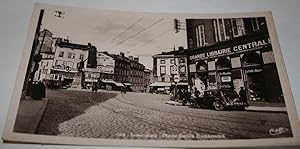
[2, 3, 300, 148]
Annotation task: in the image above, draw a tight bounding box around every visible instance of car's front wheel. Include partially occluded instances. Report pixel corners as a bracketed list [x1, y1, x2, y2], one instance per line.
[213, 101, 224, 111]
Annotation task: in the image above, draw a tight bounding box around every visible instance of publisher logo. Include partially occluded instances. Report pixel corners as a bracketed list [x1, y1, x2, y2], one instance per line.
[269, 127, 289, 136]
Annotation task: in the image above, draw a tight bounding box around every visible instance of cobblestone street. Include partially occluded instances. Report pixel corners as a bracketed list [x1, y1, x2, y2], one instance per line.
[55, 91, 293, 140]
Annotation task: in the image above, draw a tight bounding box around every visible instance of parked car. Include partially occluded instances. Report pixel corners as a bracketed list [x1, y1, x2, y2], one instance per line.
[192, 89, 248, 111]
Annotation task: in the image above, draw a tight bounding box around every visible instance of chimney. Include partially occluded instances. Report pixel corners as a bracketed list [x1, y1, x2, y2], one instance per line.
[128, 56, 134, 60]
[178, 46, 184, 51]
[120, 52, 125, 57]
[134, 57, 139, 63]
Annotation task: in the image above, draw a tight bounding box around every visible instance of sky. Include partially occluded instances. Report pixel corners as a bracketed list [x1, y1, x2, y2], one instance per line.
[41, 5, 187, 69]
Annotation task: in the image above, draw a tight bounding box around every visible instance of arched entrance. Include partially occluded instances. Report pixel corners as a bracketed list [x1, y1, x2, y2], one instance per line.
[242, 52, 265, 101]
[216, 57, 233, 89]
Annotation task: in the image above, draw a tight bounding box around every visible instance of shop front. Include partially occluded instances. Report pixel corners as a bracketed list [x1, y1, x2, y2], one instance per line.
[186, 32, 283, 103]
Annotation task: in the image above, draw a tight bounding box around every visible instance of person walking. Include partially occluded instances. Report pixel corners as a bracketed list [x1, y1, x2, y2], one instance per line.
[178, 89, 184, 103]
[239, 87, 249, 106]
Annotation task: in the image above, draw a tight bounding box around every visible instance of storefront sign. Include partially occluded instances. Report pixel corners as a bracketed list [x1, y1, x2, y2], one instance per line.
[233, 38, 271, 53]
[221, 76, 232, 82]
[219, 71, 231, 75]
[189, 37, 271, 62]
[245, 68, 262, 73]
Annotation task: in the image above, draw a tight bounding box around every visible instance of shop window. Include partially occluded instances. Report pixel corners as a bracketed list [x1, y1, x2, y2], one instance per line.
[232, 70, 242, 79]
[208, 61, 216, 71]
[231, 57, 241, 68]
[196, 61, 208, 72]
[189, 64, 196, 73]
[195, 24, 207, 47]
[231, 18, 245, 37]
[242, 52, 262, 67]
[216, 58, 231, 70]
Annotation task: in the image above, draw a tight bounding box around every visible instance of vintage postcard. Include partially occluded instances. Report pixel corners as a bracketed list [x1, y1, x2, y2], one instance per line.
[2, 3, 300, 148]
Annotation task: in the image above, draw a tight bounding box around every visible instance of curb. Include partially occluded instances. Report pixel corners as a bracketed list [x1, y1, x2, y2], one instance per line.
[245, 106, 287, 113]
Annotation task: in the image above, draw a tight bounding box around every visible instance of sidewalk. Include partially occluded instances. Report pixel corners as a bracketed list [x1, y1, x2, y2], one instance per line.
[246, 101, 287, 113]
[13, 96, 48, 134]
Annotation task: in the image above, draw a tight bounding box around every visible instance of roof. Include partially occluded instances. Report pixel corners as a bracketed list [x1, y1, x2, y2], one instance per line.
[152, 49, 188, 58]
[56, 38, 89, 51]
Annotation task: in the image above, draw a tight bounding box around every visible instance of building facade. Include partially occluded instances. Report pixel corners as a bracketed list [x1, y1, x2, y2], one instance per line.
[185, 17, 283, 102]
[129, 57, 145, 92]
[151, 47, 188, 93]
[51, 38, 89, 87]
[33, 29, 56, 81]
[96, 52, 115, 80]
[143, 68, 153, 92]
[110, 52, 131, 83]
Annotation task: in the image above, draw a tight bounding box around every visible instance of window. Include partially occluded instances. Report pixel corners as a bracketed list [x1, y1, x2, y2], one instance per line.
[79, 54, 84, 60]
[170, 65, 177, 74]
[58, 51, 64, 57]
[195, 24, 206, 47]
[161, 77, 165, 82]
[179, 58, 185, 63]
[68, 52, 75, 59]
[67, 52, 72, 58]
[231, 18, 245, 37]
[213, 19, 228, 42]
[160, 59, 165, 64]
[251, 18, 260, 31]
[160, 66, 166, 75]
[170, 59, 175, 64]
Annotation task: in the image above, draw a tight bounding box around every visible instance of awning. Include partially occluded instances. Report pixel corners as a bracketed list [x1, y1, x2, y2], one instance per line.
[101, 80, 116, 84]
[85, 79, 98, 82]
[115, 82, 125, 87]
[123, 83, 132, 86]
[149, 82, 171, 87]
[100, 80, 124, 87]
[171, 82, 188, 86]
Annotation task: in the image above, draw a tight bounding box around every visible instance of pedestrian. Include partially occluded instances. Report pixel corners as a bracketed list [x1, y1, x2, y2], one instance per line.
[239, 87, 248, 106]
[178, 89, 183, 103]
[182, 89, 190, 106]
[194, 87, 200, 99]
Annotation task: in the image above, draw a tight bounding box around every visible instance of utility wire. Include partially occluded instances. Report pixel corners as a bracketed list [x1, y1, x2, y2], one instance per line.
[135, 28, 173, 48]
[111, 17, 144, 41]
[109, 18, 165, 49]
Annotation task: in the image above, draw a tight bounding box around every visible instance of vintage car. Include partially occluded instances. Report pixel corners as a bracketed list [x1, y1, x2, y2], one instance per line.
[192, 89, 248, 111]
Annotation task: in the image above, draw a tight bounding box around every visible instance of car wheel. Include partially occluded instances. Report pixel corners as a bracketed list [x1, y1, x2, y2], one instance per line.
[213, 101, 224, 111]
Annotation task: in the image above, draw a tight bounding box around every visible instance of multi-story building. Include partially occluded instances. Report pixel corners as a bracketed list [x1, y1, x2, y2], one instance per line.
[109, 52, 131, 83]
[51, 38, 90, 86]
[151, 47, 188, 93]
[128, 57, 145, 92]
[143, 68, 153, 92]
[33, 29, 56, 81]
[184, 17, 283, 103]
[96, 52, 115, 80]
